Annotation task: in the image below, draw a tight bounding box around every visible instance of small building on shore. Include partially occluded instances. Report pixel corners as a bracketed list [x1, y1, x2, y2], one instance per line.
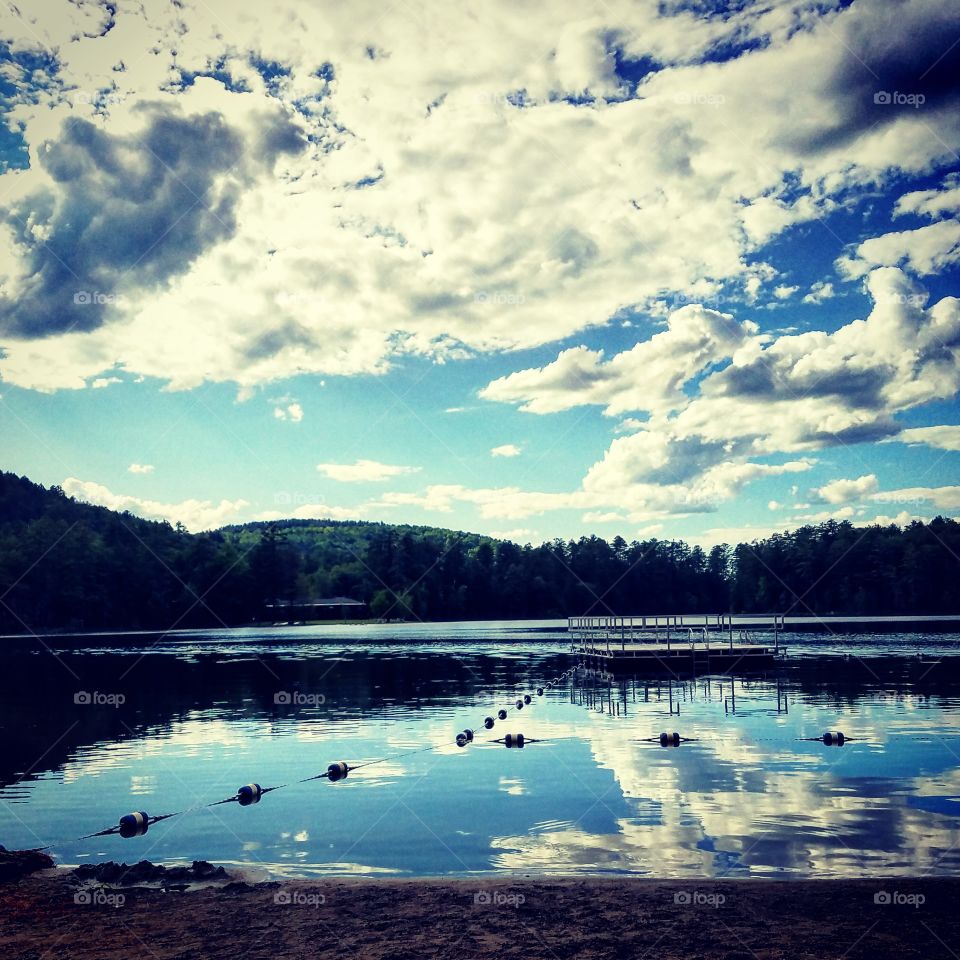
[265, 597, 367, 622]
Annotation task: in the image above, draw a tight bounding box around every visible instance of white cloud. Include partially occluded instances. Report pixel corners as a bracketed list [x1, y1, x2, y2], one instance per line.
[273, 402, 304, 422]
[802, 281, 835, 304]
[892, 424, 960, 451]
[90, 377, 122, 389]
[814, 474, 879, 505]
[127, 463, 155, 475]
[692, 524, 788, 549]
[3, 0, 960, 393]
[488, 528, 536, 542]
[491, 443, 522, 458]
[482, 305, 756, 417]
[636, 523, 664, 537]
[872, 486, 960, 510]
[837, 220, 960, 279]
[316, 459, 421, 482]
[793, 505, 856, 522]
[864, 510, 918, 527]
[62, 478, 249, 531]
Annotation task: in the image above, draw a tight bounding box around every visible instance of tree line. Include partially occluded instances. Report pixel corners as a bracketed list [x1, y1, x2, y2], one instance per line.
[0, 470, 957, 633]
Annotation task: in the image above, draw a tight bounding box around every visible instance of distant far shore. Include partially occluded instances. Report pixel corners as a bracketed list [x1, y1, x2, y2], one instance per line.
[1, 863, 957, 960]
[3, 613, 960, 641]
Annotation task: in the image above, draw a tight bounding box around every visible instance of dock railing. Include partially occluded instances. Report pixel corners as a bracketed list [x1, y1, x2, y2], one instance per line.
[568, 613, 785, 655]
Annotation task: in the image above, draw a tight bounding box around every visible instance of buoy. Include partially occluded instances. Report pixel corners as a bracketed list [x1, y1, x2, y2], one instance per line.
[498, 709, 508, 720]
[822, 731, 845, 746]
[505, 733, 525, 748]
[515, 699, 524, 710]
[462, 729, 474, 742]
[119, 811, 149, 838]
[546, 683, 553, 690]
[658, 731, 681, 747]
[237, 783, 263, 806]
[537, 688, 544, 696]
[456, 733, 468, 747]
[523, 694, 532, 704]
[327, 761, 350, 781]
[484, 716, 495, 729]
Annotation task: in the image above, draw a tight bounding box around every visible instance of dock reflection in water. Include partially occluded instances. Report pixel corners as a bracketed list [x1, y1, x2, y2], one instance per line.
[1, 624, 960, 877]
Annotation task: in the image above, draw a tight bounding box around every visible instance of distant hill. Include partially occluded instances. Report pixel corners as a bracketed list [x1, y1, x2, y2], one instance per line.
[0, 470, 958, 634]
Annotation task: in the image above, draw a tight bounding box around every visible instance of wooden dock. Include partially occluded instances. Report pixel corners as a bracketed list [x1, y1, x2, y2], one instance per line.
[568, 614, 784, 674]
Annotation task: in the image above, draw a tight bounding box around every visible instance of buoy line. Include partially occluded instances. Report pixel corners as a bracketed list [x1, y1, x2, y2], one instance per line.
[36, 667, 580, 848]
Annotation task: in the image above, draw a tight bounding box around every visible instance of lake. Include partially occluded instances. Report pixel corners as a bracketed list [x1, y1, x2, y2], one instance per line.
[2, 620, 960, 878]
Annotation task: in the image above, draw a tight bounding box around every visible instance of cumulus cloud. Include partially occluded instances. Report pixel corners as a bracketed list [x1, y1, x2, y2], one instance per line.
[273, 402, 304, 422]
[872, 485, 960, 510]
[814, 474, 879, 505]
[482, 305, 756, 416]
[491, 444, 522, 458]
[802, 281, 835, 304]
[2, 0, 959, 393]
[892, 424, 960, 451]
[62, 477, 248, 531]
[0, 103, 304, 339]
[316, 459, 420, 482]
[127, 463, 155, 474]
[479, 267, 959, 520]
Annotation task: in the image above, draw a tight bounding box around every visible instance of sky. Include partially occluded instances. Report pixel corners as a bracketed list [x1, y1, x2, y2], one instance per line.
[0, 0, 959, 547]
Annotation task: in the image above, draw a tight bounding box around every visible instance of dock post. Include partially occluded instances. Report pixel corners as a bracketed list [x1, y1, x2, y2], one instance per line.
[775, 614, 780, 653]
[728, 613, 733, 649]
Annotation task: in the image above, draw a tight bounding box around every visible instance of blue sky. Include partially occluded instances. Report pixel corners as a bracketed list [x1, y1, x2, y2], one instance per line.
[1, 0, 959, 545]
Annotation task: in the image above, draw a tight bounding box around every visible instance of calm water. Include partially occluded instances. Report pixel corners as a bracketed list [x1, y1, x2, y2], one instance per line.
[2, 621, 960, 878]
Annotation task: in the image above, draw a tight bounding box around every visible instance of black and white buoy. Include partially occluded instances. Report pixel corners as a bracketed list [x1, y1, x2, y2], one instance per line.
[659, 731, 681, 747]
[822, 731, 845, 746]
[237, 783, 263, 806]
[504, 733, 525, 749]
[118, 811, 149, 838]
[327, 761, 350, 781]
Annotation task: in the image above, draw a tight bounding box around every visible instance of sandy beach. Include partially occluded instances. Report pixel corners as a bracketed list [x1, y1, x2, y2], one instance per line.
[2, 860, 958, 960]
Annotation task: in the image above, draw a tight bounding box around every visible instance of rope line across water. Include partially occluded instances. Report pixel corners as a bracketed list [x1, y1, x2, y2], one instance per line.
[37, 667, 581, 849]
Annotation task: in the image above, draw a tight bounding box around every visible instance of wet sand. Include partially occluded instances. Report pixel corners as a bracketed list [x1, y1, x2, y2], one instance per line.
[2, 867, 959, 959]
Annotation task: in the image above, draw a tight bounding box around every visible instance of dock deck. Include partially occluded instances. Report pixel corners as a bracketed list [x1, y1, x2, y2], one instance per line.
[569, 614, 784, 673]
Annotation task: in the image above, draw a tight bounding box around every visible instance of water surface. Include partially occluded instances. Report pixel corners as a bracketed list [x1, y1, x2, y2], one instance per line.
[2, 621, 959, 877]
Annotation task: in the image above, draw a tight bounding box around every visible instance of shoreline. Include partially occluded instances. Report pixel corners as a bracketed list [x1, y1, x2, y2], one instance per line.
[4, 613, 960, 641]
[2, 864, 959, 959]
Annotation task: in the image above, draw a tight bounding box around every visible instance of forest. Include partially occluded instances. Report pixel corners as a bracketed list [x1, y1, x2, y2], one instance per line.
[0, 470, 958, 633]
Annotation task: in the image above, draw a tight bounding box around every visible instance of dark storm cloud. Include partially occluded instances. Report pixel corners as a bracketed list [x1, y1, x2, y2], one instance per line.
[795, 0, 960, 154]
[0, 104, 304, 338]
